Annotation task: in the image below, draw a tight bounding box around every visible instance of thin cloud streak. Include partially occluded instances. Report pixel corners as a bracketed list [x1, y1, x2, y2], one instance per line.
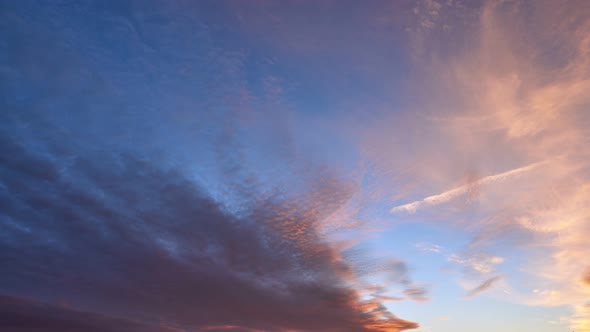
[467, 276, 502, 297]
[390, 161, 545, 214]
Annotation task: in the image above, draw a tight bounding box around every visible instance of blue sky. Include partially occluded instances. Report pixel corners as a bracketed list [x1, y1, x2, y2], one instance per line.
[1, 1, 590, 331]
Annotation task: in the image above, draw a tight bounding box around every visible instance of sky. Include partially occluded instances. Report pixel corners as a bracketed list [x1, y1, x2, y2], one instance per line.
[1, 0, 589, 331]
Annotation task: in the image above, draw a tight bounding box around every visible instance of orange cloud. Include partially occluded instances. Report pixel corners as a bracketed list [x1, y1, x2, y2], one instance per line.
[583, 269, 590, 286]
[359, 0, 590, 329]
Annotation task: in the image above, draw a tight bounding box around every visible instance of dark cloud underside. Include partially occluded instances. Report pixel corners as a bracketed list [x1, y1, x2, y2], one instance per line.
[0, 131, 416, 331]
[0, 295, 171, 332]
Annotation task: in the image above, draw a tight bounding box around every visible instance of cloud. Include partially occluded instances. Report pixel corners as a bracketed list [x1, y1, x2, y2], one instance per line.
[390, 161, 544, 214]
[344, 249, 430, 303]
[403, 287, 430, 302]
[0, 128, 419, 331]
[0, 295, 174, 332]
[357, 0, 590, 329]
[225, 0, 590, 328]
[583, 269, 590, 286]
[448, 253, 504, 276]
[415, 242, 443, 254]
[365, 285, 404, 302]
[467, 276, 502, 297]
[3, 0, 590, 330]
[0, 2, 425, 330]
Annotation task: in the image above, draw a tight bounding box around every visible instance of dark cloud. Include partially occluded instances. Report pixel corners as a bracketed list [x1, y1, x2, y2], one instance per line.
[0, 295, 175, 332]
[467, 276, 502, 297]
[0, 132, 417, 332]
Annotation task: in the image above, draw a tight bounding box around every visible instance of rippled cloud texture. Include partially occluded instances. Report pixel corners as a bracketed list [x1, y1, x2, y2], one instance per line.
[1, 1, 590, 332]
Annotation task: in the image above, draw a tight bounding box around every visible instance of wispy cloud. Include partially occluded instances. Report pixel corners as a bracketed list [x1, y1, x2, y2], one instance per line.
[388, 0, 590, 328]
[415, 242, 444, 254]
[404, 287, 430, 302]
[390, 161, 544, 214]
[467, 276, 502, 297]
[583, 269, 590, 286]
[448, 253, 504, 276]
[357, 0, 590, 329]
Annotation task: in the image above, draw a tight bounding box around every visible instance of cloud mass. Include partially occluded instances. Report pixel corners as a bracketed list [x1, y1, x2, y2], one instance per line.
[0, 131, 417, 332]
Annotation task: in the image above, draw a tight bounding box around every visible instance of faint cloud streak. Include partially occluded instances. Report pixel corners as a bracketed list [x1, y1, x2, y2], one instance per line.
[390, 161, 544, 214]
[467, 276, 502, 297]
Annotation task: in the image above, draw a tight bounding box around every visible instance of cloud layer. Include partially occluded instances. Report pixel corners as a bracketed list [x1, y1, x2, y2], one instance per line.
[0, 127, 418, 331]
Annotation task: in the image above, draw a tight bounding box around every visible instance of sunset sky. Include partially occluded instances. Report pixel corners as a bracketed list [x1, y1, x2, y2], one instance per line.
[1, 1, 590, 331]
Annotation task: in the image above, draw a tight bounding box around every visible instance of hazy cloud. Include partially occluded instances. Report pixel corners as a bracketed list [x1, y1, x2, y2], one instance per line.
[467, 276, 502, 297]
[583, 269, 590, 286]
[415, 242, 443, 254]
[403, 287, 430, 302]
